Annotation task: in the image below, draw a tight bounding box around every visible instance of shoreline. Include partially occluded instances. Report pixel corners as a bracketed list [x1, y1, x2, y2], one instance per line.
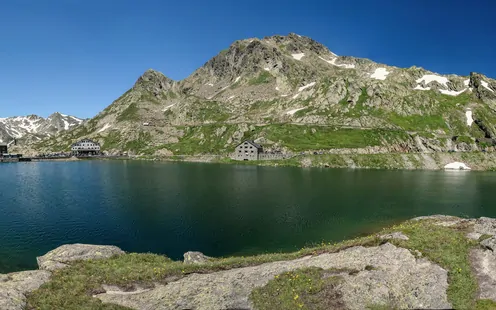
[16, 151, 496, 171]
[3, 215, 496, 309]
[137, 151, 496, 171]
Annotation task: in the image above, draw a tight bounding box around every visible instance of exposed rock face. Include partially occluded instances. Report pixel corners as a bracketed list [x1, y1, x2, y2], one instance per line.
[0, 270, 51, 310]
[37, 244, 125, 271]
[97, 243, 450, 310]
[183, 251, 212, 264]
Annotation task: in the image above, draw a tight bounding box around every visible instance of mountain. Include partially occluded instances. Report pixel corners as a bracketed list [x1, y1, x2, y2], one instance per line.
[0, 113, 84, 145]
[35, 33, 496, 159]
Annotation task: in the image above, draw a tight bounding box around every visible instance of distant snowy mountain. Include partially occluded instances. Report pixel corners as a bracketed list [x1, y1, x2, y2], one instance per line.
[0, 112, 84, 143]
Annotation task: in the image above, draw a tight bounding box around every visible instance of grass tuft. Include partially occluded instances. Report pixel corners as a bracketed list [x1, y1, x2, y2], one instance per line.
[250, 267, 346, 310]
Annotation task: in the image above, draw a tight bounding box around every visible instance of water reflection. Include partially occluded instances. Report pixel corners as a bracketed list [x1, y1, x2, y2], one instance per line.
[1, 161, 496, 273]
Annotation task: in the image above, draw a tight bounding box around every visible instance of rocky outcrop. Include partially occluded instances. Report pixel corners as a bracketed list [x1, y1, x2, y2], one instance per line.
[0, 270, 51, 310]
[183, 251, 212, 264]
[96, 243, 450, 310]
[379, 231, 409, 241]
[37, 243, 125, 271]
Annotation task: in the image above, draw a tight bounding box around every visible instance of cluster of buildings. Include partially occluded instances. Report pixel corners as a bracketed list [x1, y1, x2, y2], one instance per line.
[3, 137, 283, 162]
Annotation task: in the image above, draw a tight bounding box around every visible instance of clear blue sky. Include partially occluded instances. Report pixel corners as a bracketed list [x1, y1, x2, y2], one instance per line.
[1, 0, 495, 118]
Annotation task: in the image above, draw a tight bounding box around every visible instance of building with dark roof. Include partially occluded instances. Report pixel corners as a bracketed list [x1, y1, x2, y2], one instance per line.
[234, 140, 263, 161]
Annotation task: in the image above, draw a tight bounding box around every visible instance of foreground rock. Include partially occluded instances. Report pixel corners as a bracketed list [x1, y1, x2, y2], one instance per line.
[471, 249, 496, 302]
[0, 270, 51, 310]
[96, 243, 451, 310]
[183, 251, 212, 264]
[469, 217, 496, 302]
[37, 244, 125, 271]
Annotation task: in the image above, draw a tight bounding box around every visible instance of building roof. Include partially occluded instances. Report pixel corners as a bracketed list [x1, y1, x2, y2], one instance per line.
[235, 140, 263, 149]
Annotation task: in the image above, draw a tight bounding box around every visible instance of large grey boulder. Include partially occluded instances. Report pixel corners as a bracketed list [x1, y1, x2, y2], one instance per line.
[0, 270, 51, 310]
[37, 244, 125, 271]
[96, 243, 451, 310]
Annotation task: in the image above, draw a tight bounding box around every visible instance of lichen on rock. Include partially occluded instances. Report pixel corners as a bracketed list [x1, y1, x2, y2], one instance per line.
[37, 243, 125, 271]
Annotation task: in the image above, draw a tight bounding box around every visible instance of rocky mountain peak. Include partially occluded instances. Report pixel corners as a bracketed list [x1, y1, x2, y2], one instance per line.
[134, 69, 175, 94]
[469, 72, 496, 101]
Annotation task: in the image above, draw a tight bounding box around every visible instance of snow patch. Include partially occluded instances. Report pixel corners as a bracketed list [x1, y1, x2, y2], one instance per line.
[69, 116, 83, 123]
[206, 83, 214, 87]
[416, 74, 449, 87]
[292, 93, 300, 99]
[463, 79, 470, 86]
[481, 80, 494, 93]
[298, 82, 316, 92]
[414, 85, 431, 91]
[97, 123, 111, 133]
[234, 76, 241, 83]
[263, 67, 270, 71]
[275, 87, 280, 91]
[280, 94, 289, 97]
[318, 56, 355, 69]
[466, 108, 474, 126]
[444, 162, 471, 170]
[228, 95, 235, 100]
[286, 108, 306, 115]
[63, 120, 70, 130]
[370, 68, 390, 80]
[439, 88, 467, 96]
[162, 104, 175, 112]
[292, 53, 305, 60]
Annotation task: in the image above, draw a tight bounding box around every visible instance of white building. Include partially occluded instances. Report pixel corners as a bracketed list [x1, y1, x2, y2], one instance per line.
[71, 138, 101, 156]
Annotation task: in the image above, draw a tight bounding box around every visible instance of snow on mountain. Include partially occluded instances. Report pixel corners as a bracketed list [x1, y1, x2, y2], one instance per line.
[0, 112, 84, 143]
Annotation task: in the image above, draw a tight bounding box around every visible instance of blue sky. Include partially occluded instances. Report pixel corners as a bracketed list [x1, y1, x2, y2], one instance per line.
[1, 0, 495, 118]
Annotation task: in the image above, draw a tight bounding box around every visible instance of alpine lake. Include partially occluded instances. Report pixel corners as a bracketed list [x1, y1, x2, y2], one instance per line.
[1, 160, 495, 273]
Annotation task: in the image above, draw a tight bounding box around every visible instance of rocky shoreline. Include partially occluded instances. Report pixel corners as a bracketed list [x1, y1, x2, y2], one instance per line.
[143, 151, 496, 171]
[2, 215, 496, 309]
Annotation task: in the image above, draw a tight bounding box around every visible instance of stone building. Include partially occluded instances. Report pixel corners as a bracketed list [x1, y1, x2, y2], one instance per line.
[0, 144, 7, 155]
[234, 140, 263, 161]
[71, 138, 101, 156]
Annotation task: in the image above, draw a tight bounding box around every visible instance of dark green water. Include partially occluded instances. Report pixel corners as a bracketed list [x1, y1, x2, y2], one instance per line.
[1, 160, 495, 273]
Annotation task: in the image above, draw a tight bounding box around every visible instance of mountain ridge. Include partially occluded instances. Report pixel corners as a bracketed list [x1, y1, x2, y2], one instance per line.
[0, 112, 84, 144]
[27, 33, 496, 161]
